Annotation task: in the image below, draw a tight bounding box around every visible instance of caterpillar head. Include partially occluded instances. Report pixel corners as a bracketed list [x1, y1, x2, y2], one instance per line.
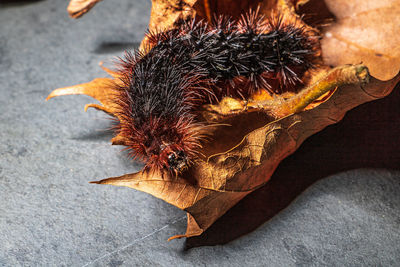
[117, 110, 203, 174]
[143, 118, 203, 173]
[159, 145, 188, 173]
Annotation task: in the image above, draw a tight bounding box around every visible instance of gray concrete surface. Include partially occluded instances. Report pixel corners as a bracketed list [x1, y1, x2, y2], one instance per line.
[0, 0, 399, 266]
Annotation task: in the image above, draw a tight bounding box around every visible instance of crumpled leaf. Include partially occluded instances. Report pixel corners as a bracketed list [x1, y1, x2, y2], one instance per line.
[52, 0, 400, 239]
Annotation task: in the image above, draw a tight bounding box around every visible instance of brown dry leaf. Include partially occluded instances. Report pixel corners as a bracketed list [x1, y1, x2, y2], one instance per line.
[67, 0, 103, 18]
[320, 0, 400, 80]
[51, 0, 400, 239]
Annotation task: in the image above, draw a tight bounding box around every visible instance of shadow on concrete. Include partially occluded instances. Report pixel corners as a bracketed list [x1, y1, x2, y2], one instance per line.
[0, 0, 45, 8]
[71, 129, 114, 142]
[93, 42, 141, 54]
[185, 82, 400, 249]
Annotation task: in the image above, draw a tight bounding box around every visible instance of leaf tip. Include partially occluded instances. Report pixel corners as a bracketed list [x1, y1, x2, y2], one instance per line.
[45, 90, 57, 101]
[167, 235, 186, 241]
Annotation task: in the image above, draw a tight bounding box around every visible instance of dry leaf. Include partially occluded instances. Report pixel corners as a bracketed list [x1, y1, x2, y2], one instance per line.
[320, 0, 400, 80]
[67, 0, 103, 18]
[52, 0, 400, 239]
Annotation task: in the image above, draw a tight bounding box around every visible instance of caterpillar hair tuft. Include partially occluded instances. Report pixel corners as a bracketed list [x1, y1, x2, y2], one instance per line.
[112, 8, 320, 173]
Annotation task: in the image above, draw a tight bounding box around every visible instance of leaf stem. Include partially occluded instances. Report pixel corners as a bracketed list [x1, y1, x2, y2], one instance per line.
[254, 64, 370, 117]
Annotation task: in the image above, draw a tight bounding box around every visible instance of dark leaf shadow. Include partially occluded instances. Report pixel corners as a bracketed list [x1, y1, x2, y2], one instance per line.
[296, 0, 336, 29]
[185, 83, 400, 249]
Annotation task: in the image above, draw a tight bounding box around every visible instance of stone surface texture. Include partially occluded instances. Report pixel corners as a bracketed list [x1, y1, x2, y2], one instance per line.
[0, 0, 399, 266]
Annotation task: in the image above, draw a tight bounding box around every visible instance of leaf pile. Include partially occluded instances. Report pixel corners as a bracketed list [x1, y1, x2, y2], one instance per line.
[52, 0, 400, 239]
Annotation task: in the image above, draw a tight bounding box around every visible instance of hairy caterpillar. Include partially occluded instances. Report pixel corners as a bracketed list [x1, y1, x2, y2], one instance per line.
[113, 9, 320, 173]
